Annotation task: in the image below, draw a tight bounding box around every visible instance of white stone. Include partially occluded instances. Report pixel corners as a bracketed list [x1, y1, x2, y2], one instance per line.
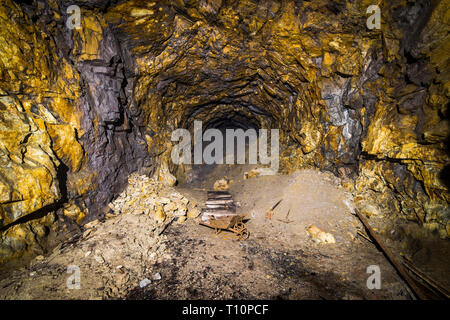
[153, 272, 161, 281]
[139, 278, 152, 288]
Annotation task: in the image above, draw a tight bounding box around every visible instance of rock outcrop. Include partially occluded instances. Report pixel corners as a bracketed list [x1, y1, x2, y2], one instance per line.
[0, 0, 150, 263]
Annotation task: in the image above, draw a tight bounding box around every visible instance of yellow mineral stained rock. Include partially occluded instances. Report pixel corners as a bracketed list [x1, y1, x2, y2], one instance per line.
[63, 203, 87, 224]
[187, 206, 201, 219]
[0, 0, 89, 234]
[155, 206, 166, 224]
[46, 124, 84, 172]
[0, 96, 61, 226]
[307, 225, 336, 244]
[0, 212, 56, 264]
[156, 159, 177, 187]
[213, 178, 233, 191]
[72, 13, 105, 62]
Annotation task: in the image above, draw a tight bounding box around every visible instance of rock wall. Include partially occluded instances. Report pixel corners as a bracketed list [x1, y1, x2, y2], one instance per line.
[0, 0, 150, 263]
[354, 0, 449, 237]
[0, 0, 448, 263]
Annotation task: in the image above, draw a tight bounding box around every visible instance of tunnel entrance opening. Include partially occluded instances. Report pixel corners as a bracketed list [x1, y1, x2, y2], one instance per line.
[177, 115, 264, 186]
[202, 116, 261, 165]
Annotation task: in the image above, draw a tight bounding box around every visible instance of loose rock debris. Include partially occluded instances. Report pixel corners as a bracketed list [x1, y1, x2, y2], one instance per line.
[0, 173, 197, 299]
[108, 173, 196, 222]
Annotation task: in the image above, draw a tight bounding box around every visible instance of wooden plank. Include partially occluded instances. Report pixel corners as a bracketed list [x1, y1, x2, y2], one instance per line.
[202, 208, 236, 215]
[207, 196, 232, 200]
[207, 190, 230, 194]
[207, 195, 233, 200]
[402, 256, 450, 299]
[202, 190, 238, 221]
[203, 214, 239, 219]
[354, 209, 432, 300]
[206, 204, 235, 209]
[202, 208, 237, 214]
[203, 206, 235, 211]
[205, 199, 234, 205]
[207, 191, 231, 197]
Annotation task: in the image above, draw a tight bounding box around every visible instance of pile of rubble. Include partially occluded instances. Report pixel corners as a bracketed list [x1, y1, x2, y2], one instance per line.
[0, 173, 200, 299]
[108, 173, 200, 223]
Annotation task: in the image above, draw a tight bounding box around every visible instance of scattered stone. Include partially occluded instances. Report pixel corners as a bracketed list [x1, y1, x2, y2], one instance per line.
[94, 255, 105, 264]
[174, 207, 187, 217]
[153, 272, 161, 281]
[247, 169, 261, 179]
[155, 206, 166, 223]
[246, 168, 277, 179]
[307, 225, 336, 244]
[107, 173, 193, 224]
[106, 213, 116, 219]
[116, 265, 125, 273]
[164, 202, 178, 213]
[159, 197, 170, 204]
[187, 206, 201, 219]
[213, 178, 233, 191]
[84, 219, 99, 229]
[83, 227, 92, 236]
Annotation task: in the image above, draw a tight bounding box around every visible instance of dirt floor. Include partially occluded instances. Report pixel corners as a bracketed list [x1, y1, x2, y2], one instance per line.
[1, 162, 428, 300]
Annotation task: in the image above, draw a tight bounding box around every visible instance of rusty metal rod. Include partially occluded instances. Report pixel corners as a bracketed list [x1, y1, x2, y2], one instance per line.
[354, 209, 430, 300]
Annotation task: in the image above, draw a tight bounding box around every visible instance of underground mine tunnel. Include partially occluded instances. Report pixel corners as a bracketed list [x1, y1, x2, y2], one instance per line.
[0, 0, 449, 301]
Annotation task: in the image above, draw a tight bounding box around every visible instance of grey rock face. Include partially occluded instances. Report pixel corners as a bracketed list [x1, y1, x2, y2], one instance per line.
[40, 0, 153, 218]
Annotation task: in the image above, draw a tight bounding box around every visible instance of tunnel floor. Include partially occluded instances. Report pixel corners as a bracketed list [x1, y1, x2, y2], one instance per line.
[0, 162, 422, 300]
